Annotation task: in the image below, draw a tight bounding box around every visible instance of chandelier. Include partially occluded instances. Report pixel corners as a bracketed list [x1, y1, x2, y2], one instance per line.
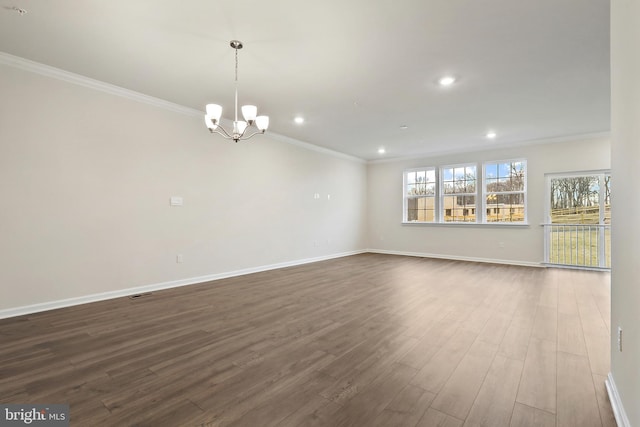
[204, 40, 269, 142]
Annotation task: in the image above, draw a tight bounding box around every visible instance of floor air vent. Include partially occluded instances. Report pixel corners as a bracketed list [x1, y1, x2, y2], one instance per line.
[129, 292, 153, 300]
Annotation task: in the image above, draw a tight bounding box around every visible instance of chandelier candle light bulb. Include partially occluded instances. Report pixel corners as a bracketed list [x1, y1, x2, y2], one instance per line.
[204, 40, 269, 142]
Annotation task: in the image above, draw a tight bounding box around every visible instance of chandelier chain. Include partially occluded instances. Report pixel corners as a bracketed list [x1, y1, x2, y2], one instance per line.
[234, 45, 239, 122]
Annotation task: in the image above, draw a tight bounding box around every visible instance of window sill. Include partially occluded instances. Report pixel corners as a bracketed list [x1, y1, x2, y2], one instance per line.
[402, 221, 530, 228]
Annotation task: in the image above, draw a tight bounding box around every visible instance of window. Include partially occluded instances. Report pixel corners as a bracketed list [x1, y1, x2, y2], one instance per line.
[403, 159, 527, 225]
[441, 164, 477, 222]
[484, 160, 527, 223]
[404, 168, 436, 222]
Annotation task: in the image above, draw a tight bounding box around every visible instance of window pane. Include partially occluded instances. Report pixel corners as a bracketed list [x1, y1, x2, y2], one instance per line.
[442, 165, 476, 194]
[508, 162, 525, 190]
[443, 181, 455, 194]
[425, 182, 436, 195]
[465, 165, 477, 179]
[407, 196, 435, 222]
[485, 163, 498, 179]
[465, 179, 476, 193]
[425, 169, 436, 183]
[406, 183, 415, 196]
[443, 195, 476, 222]
[442, 168, 453, 181]
[550, 176, 600, 224]
[485, 177, 498, 192]
[498, 162, 510, 178]
[486, 193, 525, 222]
[406, 169, 435, 196]
[406, 172, 416, 185]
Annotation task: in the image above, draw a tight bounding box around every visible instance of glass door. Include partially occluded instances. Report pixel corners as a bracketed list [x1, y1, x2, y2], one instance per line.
[544, 172, 611, 269]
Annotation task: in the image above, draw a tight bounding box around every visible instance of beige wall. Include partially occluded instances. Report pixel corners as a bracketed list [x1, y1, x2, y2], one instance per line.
[611, 0, 640, 425]
[367, 137, 610, 265]
[0, 62, 368, 313]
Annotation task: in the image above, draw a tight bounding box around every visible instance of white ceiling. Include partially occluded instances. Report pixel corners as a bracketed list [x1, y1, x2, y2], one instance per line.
[0, 0, 610, 160]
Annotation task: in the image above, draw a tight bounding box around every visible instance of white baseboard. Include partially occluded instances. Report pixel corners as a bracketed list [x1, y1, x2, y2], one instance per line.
[0, 250, 366, 320]
[606, 372, 631, 427]
[367, 248, 544, 268]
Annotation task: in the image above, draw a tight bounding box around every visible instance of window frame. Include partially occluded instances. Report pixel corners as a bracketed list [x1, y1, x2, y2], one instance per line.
[402, 159, 529, 227]
[439, 163, 478, 224]
[482, 159, 528, 224]
[403, 167, 438, 223]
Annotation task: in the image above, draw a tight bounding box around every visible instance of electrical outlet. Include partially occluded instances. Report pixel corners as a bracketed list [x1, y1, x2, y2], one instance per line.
[176, 254, 184, 264]
[618, 326, 623, 352]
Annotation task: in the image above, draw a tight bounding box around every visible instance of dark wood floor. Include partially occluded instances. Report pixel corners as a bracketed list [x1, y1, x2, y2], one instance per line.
[0, 254, 615, 426]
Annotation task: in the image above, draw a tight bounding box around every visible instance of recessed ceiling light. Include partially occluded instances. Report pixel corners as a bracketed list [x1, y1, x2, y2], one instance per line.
[378, 148, 386, 154]
[10, 6, 27, 15]
[438, 76, 456, 86]
[400, 125, 408, 130]
[486, 131, 497, 139]
[294, 116, 304, 124]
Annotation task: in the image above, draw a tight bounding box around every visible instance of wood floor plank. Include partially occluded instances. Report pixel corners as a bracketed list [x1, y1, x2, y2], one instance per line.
[516, 337, 557, 414]
[319, 334, 418, 405]
[276, 395, 342, 427]
[464, 354, 524, 427]
[537, 280, 558, 309]
[558, 279, 579, 315]
[530, 306, 557, 343]
[583, 332, 610, 376]
[417, 408, 464, 427]
[227, 371, 335, 427]
[372, 384, 436, 427]
[328, 362, 418, 427]
[477, 312, 512, 346]
[557, 313, 588, 355]
[510, 403, 556, 427]
[398, 314, 462, 370]
[498, 314, 535, 361]
[430, 340, 498, 420]
[556, 352, 602, 427]
[410, 329, 478, 393]
[574, 282, 609, 337]
[189, 348, 335, 423]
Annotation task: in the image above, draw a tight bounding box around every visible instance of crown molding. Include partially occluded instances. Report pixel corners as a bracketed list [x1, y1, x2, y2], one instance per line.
[368, 131, 611, 165]
[266, 132, 366, 163]
[0, 51, 200, 117]
[0, 51, 366, 164]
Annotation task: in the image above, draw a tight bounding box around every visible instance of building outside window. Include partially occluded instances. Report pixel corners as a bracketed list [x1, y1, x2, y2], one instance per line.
[484, 160, 527, 223]
[441, 164, 477, 222]
[404, 168, 436, 222]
